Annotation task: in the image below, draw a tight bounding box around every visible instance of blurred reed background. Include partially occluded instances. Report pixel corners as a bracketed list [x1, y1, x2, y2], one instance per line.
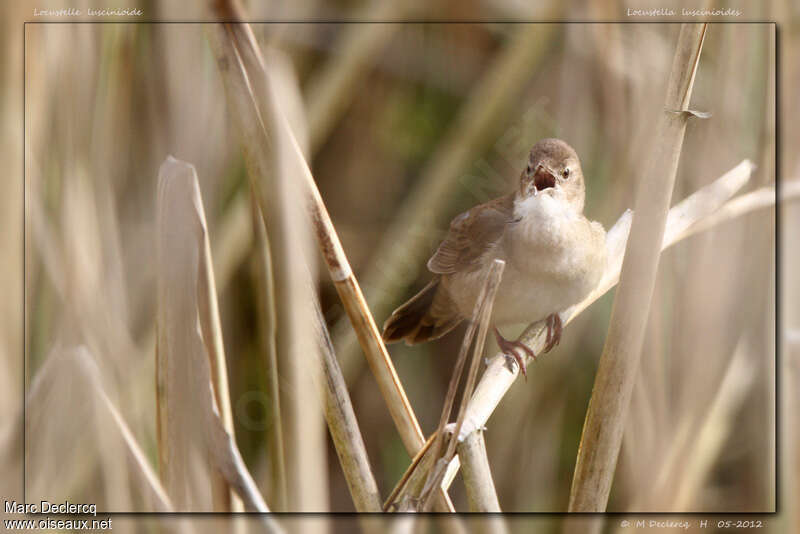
[1, 0, 797, 533]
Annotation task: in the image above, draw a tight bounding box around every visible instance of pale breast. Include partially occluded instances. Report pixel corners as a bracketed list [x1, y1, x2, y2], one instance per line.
[445, 197, 606, 326]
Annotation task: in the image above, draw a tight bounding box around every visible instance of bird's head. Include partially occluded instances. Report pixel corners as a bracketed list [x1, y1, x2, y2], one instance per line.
[518, 138, 585, 212]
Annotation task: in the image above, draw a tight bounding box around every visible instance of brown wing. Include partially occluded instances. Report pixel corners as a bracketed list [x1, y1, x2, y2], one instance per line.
[427, 194, 516, 274]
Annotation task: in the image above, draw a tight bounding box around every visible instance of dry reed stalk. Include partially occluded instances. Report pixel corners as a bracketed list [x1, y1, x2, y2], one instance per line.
[165, 0, 409, 367]
[207, 21, 328, 514]
[311, 299, 382, 512]
[420, 260, 505, 511]
[177, 0, 409, 341]
[422, 261, 501, 507]
[332, 22, 558, 381]
[207, 5, 458, 514]
[447, 261, 504, 457]
[195, 169, 240, 514]
[155, 157, 275, 523]
[458, 430, 502, 514]
[298, 81, 462, 515]
[568, 23, 708, 513]
[385, 262, 504, 513]
[251, 194, 288, 511]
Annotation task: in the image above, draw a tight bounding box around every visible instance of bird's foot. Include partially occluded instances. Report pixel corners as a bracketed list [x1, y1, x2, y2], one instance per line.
[543, 313, 562, 354]
[493, 326, 535, 380]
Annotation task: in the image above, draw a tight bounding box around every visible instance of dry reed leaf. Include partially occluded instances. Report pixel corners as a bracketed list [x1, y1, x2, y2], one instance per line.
[155, 156, 275, 523]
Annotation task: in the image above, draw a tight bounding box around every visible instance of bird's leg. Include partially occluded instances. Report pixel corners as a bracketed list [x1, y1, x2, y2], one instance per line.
[543, 313, 562, 353]
[493, 326, 535, 380]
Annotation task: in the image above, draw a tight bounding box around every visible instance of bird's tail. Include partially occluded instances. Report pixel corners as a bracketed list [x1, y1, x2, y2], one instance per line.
[382, 278, 463, 345]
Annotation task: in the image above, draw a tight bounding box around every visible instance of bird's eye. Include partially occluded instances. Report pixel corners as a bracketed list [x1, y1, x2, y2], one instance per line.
[562, 167, 571, 179]
[526, 163, 533, 174]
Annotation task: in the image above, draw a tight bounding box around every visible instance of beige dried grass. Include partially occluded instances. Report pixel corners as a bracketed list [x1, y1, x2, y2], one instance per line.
[155, 156, 272, 521]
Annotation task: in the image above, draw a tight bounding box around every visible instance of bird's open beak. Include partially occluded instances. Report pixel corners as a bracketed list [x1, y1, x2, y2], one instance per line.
[532, 164, 557, 195]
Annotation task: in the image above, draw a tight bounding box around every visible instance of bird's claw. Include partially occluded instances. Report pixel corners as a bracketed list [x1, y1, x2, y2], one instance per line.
[493, 326, 536, 380]
[543, 313, 562, 354]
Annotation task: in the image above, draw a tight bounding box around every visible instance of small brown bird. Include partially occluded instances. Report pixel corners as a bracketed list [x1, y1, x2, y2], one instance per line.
[382, 138, 607, 377]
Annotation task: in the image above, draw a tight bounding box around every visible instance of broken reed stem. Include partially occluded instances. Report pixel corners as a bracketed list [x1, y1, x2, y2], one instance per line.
[421, 260, 505, 511]
[250, 193, 288, 511]
[568, 23, 708, 513]
[311, 301, 382, 512]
